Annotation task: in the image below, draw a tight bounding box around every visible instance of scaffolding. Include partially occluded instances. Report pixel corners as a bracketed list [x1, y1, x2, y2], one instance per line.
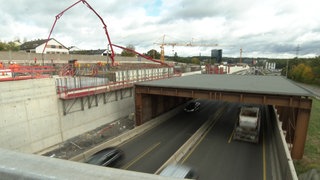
[0, 65, 55, 82]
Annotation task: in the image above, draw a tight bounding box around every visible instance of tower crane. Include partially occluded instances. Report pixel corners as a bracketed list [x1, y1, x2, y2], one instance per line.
[154, 35, 219, 62]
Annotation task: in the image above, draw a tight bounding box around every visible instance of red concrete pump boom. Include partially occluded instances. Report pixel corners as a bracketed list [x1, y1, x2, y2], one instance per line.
[112, 44, 169, 66]
[42, 0, 115, 66]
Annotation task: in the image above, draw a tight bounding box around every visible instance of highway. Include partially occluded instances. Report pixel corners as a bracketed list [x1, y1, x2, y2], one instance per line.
[181, 103, 273, 180]
[114, 100, 274, 179]
[118, 100, 222, 173]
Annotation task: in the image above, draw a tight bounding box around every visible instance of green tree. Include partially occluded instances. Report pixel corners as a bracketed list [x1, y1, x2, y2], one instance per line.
[0, 41, 20, 51]
[290, 63, 314, 83]
[121, 44, 136, 57]
[0, 42, 5, 51]
[191, 57, 200, 65]
[145, 49, 160, 59]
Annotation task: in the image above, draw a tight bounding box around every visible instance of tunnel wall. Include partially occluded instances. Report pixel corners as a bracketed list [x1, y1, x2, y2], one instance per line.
[0, 78, 134, 154]
[140, 94, 187, 125]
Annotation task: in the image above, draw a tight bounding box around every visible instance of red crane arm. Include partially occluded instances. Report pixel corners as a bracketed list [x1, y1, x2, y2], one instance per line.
[42, 0, 115, 66]
[112, 44, 169, 66]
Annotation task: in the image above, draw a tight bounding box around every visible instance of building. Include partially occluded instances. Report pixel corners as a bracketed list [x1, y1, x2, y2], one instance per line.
[211, 49, 222, 63]
[68, 46, 81, 52]
[20, 38, 69, 54]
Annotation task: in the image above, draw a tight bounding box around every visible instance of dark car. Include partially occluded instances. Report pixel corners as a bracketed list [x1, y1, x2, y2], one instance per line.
[84, 147, 124, 167]
[184, 101, 201, 112]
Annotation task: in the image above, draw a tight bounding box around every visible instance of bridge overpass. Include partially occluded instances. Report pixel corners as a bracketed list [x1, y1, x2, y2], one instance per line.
[0, 73, 312, 179]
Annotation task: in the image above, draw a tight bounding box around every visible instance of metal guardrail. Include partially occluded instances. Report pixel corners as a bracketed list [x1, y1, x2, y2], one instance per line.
[56, 73, 181, 99]
[272, 106, 298, 180]
[0, 66, 55, 81]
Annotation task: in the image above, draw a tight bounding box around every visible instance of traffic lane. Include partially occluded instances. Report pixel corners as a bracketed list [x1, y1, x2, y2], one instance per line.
[118, 100, 221, 173]
[119, 100, 217, 173]
[183, 103, 264, 180]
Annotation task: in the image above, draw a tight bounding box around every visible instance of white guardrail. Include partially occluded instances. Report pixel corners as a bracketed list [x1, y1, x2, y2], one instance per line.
[272, 106, 298, 180]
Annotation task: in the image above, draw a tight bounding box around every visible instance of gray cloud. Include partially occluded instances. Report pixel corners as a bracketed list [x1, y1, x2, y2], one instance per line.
[0, 0, 319, 58]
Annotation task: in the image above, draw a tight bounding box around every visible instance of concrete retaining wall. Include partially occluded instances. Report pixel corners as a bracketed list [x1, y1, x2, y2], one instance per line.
[0, 51, 155, 65]
[0, 79, 61, 153]
[0, 78, 134, 154]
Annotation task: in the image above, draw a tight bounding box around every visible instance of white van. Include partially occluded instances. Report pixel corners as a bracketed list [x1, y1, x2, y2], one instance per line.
[159, 164, 198, 179]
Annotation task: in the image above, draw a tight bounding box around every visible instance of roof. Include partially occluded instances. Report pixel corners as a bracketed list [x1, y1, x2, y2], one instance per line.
[20, 38, 67, 50]
[69, 49, 107, 55]
[136, 74, 311, 97]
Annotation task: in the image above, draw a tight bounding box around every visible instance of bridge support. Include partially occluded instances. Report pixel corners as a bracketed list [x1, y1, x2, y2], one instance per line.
[134, 92, 187, 126]
[291, 108, 311, 159]
[135, 84, 313, 159]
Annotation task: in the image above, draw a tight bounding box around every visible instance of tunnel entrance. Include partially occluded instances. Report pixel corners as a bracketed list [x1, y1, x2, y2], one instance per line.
[134, 74, 312, 159]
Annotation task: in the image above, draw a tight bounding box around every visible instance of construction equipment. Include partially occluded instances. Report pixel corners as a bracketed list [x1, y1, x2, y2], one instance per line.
[154, 35, 219, 62]
[42, 0, 115, 66]
[112, 44, 170, 66]
[233, 106, 261, 143]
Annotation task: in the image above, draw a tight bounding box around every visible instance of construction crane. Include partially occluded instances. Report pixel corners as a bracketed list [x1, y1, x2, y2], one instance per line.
[154, 35, 219, 62]
[42, 0, 115, 66]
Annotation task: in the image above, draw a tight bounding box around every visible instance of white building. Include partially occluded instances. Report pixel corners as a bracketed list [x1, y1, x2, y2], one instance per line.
[20, 38, 69, 54]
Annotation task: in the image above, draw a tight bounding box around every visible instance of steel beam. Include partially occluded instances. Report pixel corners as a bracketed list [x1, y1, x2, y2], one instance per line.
[291, 108, 311, 159]
[135, 86, 312, 110]
[135, 85, 313, 159]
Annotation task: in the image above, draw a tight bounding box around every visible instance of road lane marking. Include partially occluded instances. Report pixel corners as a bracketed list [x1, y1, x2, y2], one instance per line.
[263, 117, 267, 180]
[122, 142, 161, 170]
[181, 105, 226, 163]
[228, 130, 235, 143]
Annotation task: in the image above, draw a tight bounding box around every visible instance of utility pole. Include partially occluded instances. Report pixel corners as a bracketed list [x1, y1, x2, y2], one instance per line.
[296, 44, 300, 58]
[240, 48, 243, 63]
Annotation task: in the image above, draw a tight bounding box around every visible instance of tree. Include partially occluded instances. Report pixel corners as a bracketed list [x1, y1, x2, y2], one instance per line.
[145, 49, 160, 59]
[121, 44, 136, 57]
[290, 63, 314, 83]
[191, 57, 200, 65]
[0, 41, 20, 51]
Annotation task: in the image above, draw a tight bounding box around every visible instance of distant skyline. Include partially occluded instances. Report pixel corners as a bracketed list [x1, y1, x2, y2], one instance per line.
[0, 0, 319, 58]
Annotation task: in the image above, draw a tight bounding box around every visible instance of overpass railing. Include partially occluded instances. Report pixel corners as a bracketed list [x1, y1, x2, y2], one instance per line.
[56, 72, 181, 99]
[271, 105, 298, 180]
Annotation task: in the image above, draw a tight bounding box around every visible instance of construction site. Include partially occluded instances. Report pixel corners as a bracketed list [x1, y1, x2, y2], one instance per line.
[1, 1, 284, 179]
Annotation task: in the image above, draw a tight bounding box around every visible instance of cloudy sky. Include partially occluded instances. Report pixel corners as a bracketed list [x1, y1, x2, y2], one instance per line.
[0, 0, 319, 58]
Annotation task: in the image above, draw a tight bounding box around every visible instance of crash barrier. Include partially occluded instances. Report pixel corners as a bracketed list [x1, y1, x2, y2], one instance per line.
[0, 148, 169, 180]
[155, 103, 228, 174]
[272, 106, 298, 180]
[69, 104, 185, 162]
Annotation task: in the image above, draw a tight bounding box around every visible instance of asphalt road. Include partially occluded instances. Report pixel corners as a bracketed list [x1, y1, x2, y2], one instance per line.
[118, 100, 222, 173]
[182, 103, 273, 180]
[115, 101, 275, 180]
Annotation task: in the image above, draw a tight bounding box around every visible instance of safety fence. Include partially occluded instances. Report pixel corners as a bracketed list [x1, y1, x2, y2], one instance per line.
[56, 67, 180, 99]
[0, 66, 55, 82]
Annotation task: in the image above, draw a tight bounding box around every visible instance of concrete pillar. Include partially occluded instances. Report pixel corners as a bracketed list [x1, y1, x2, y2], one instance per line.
[135, 93, 142, 126]
[291, 108, 311, 159]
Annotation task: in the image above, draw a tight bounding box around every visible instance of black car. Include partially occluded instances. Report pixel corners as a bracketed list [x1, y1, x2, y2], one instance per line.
[85, 147, 124, 167]
[184, 101, 201, 112]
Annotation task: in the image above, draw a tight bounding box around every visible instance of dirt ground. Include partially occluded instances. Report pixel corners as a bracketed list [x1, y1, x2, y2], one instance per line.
[43, 117, 135, 160]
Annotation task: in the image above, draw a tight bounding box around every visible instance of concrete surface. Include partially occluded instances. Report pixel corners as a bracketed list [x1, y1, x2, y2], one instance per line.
[0, 78, 134, 154]
[0, 148, 179, 180]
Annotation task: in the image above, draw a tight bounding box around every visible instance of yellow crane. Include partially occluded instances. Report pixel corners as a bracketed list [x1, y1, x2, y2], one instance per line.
[154, 35, 219, 62]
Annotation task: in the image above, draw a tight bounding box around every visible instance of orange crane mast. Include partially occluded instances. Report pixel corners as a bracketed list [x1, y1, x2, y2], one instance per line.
[154, 35, 219, 62]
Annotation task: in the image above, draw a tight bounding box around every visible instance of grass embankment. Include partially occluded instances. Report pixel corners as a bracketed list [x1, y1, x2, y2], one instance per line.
[294, 98, 320, 175]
